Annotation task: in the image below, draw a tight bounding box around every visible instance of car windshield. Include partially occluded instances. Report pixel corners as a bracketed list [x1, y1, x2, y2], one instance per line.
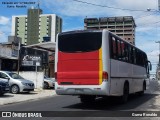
[8, 73, 24, 79]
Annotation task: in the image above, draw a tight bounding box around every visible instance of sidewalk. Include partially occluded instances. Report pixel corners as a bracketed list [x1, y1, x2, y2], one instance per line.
[0, 89, 56, 105]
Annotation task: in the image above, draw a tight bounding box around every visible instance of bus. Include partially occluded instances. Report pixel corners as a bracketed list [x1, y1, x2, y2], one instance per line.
[55, 29, 152, 103]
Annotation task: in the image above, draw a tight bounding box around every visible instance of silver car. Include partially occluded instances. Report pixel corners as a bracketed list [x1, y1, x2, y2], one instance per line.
[43, 76, 55, 89]
[0, 71, 34, 94]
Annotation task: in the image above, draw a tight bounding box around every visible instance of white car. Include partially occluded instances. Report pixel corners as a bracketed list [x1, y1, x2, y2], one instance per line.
[0, 71, 34, 94]
[43, 76, 55, 89]
[150, 74, 156, 81]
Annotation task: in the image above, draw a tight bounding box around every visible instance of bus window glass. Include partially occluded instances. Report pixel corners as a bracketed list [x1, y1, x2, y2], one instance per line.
[124, 43, 129, 62]
[137, 51, 146, 67]
[112, 37, 117, 59]
[58, 32, 102, 53]
[136, 50, 142, 66]
[142, 52, 146, 67]
[129, 47, 134, 63]
[144, 54, 148, 69]
[133, 48, 136, 64]
[117, 39, 122, 60]
[121, 41, 125, 61]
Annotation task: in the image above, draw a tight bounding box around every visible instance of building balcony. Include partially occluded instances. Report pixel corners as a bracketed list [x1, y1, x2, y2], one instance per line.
[86, 25, 99, 28]
[99, 24, 108, 26]
[107, 23, 116, 26]
[123, 27, 134, 30]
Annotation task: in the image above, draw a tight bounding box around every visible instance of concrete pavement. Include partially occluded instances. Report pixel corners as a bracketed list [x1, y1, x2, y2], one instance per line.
[0, 89, 56, 105]
[146, 80, 160, 111]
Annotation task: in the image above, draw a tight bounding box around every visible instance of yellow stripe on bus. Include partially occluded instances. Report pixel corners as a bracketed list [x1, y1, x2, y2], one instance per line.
[99, 48, 103, 84]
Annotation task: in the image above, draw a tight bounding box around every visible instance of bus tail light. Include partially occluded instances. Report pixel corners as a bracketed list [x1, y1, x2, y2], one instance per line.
[103, 71, 108, 80]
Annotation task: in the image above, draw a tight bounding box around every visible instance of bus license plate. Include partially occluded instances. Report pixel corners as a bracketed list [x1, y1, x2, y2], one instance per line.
[75, 88, 84, 93]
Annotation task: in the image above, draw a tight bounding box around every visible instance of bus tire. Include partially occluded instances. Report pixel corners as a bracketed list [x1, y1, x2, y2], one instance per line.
[120, 82, 129, 104]
[80, 95, 95, 104]
[138, 81, 146, 96]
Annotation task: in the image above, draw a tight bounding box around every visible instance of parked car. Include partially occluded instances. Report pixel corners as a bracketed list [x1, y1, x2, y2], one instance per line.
[43, 76, 55, 89]
[0, 80, 9, 96]
[0, 71, 35, 94]
[150, 74, 156, 81]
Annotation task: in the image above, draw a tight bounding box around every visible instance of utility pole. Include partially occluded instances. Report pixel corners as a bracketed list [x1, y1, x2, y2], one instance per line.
[37, 0, 40, 9]
[155, 41, 160, 65]
[155, 41, 160, 80]
[17, 41, 20, 74]
[158, 0, 160, 11]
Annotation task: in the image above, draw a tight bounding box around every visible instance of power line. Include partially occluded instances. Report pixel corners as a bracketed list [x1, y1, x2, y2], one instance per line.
[72, 0, 160, 26]
[135, 12, 159, 20]
[137, 20, 160, 27]
[73, 0, 156, 12]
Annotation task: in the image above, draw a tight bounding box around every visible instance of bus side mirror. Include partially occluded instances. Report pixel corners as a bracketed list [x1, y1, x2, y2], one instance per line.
[150, 64, 152, 71]
[148, 61, 152, 71]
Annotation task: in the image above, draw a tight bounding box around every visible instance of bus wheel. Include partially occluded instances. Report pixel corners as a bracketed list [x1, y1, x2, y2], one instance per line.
[80, 95, 96, 104]
[121, 83, 129, 104]
[138, 82, 146, 96]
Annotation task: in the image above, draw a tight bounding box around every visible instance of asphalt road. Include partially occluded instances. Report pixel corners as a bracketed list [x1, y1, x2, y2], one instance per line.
[0, 80, 160, 120]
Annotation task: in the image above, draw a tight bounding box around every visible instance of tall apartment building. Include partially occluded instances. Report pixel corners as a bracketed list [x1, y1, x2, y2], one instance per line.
[84, 16, 136, 44]
[12, 8, 62, 45]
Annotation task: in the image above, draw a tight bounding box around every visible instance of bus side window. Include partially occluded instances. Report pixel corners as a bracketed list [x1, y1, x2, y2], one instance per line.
[137, 51, 146, 67]
[133, 48, 136, 64]
[144, 54, 147, 68]
[136, 50, 142, 66]
[117, 39, 122, 60]
[121, 42, 129, 62]
[142, 54, 146, 67]
[129, 46, 134, 63]
[111, 36, 117, 59]
[124, 43, 129, 62]
[121, 41, 125, 61]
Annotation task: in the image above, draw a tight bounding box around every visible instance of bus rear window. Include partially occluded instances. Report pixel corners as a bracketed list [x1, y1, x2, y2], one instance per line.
[58, 32, 102, 53]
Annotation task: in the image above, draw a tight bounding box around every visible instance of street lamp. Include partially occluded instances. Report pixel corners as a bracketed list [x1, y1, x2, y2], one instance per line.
[155, 41, 160, 65]
[147, 8, 159, 12]
[17, 41, 21, 74]
[155, 41, 160, 80]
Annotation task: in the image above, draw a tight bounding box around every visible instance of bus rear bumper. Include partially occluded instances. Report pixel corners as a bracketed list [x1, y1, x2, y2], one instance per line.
[55, 82, 109, 96]
[56, 88, 107, 96]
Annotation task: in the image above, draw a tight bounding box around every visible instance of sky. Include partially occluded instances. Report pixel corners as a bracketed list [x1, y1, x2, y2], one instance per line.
[0, 0, 160, 73]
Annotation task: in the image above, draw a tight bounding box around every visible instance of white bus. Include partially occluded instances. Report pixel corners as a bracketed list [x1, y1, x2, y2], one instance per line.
[55, 29, 152, 103]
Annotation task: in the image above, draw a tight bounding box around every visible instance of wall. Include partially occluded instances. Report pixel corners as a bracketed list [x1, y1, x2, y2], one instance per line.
[0, 43, 18, 59]
[19, 72, 44, 89]
[0, 45, 12, 58]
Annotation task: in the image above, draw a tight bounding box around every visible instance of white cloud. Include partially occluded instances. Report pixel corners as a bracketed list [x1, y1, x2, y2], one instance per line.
[0, 17, 11, 43]
[115, 0, 157, 10]
[0, 32, 8, 43]
[0, 16, 10, 25]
